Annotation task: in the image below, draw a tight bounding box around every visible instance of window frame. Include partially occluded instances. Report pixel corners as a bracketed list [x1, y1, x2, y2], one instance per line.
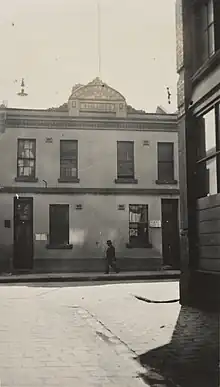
[47, 204, 73, 249]
[127, 204, 151, 248]
[59, 140, 79, 183]
[196, 103, 220, 198]
[16, 138, 37, 182]
[156, 142, 176, 184]
[116, 141, 137, 183]
[194, 0, 217, 70]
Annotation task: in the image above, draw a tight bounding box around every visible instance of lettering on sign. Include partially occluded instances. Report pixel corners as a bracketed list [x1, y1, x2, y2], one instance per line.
[80, 102, 116, 112]
[149, 220, 161, 228]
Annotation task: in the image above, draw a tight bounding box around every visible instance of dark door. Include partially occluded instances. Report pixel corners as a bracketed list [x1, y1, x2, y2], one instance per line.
[161, 199, 180, 269]
[13, 197, 33, 270]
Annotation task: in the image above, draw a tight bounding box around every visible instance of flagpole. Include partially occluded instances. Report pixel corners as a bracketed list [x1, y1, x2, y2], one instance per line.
[97, 1, 101, 78]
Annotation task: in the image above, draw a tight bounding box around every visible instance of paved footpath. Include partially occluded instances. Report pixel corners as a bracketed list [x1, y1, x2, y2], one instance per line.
[0, 281, 180, 387]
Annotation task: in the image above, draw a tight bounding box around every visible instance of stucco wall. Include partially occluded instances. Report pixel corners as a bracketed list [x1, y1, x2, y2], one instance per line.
[0, 193, 178, 261]
[0, 127, 179, 189]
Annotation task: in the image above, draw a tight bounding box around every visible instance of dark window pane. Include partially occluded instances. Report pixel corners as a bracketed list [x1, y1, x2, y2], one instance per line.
[117, 141, 134, 178]
[60, 140, 78, 178]
[118, 161, 134, 177]
[201, 4, 208, 28]
[194, 0, 216, 68]
[49, 205, 69, 245]
[60, 140, 77, 158]
[158, 143, 174, 162]
[202, 29, 209, 62]
[214, 2, 220, 51]
[117, 141, 134, 160]
[158, 162, 174, 181]
[157, 143, 174, 181]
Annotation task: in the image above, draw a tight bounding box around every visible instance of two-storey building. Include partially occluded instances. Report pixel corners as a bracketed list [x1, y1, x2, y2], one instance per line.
[0, 77, 179, 273]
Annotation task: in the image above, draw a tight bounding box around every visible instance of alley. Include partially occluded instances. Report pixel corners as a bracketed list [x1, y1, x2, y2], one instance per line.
[0, 280, 180, 386]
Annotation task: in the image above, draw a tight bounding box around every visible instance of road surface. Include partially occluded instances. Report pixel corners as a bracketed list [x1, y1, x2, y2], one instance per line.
[0, 280, 180, 386]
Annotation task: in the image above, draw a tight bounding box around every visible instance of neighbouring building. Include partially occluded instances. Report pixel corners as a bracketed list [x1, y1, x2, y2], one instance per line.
[0, 77, 179, 273]
[176, 0, 220, 311]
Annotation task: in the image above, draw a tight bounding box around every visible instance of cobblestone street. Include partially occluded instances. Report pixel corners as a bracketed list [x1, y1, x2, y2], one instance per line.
[0, 280, 196, 386]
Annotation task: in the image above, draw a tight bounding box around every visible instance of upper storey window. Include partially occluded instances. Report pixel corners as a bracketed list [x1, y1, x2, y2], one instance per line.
[194, 0, 220, 70]
[16, 139, 37, 182]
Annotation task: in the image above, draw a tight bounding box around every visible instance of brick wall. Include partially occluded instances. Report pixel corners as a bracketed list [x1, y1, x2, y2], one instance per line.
[175, 0, 184, 73]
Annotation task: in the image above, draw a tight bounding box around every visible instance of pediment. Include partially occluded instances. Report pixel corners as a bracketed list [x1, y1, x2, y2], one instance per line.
[70, 77, 125, 102]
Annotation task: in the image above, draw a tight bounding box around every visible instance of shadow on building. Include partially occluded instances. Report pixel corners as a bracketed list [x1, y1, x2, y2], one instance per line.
[136, 306, 219, 387]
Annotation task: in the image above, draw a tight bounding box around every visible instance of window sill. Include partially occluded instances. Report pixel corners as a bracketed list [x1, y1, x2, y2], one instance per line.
[15, 177, 39, 183]
[155, 180, 177, 185]
[126, 243, 152, 249]
[115, 178, 138, 184]
[46, 244, 73, 250]
[58, 178, 80, 183]
[191, 49, 220, 86]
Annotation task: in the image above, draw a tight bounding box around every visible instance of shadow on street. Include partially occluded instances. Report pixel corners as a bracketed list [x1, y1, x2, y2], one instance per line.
[136, 306, 219, 387]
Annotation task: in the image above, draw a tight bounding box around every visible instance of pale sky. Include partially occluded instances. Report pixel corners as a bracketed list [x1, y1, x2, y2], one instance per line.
[0, 0, 177, 113]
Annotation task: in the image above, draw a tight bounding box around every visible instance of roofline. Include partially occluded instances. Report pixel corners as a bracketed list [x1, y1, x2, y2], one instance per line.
[3, 107, 177, 120]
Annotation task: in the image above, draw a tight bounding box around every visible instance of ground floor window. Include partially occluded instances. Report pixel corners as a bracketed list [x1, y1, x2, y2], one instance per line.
[128, 204, 149, 247]
[49, 204, 69, 246]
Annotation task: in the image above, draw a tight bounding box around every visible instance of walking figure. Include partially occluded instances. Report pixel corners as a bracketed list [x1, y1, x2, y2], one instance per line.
[105, 240, 119, 274]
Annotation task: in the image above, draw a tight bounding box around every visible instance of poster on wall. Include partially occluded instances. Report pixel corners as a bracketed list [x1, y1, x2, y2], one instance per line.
[149, 220, 161, 228]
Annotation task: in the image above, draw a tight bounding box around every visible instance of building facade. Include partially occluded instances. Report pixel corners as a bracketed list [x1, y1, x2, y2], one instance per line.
[0, 77, 179, 273]
[176, 0, 220, 311]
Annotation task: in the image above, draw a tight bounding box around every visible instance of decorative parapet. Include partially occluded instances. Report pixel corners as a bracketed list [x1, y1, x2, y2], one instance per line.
[5, 117, 177, 131]
[0, 109, 6, 134]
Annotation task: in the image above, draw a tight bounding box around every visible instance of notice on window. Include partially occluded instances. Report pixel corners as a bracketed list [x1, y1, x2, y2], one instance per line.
[35, 233, 47, 241]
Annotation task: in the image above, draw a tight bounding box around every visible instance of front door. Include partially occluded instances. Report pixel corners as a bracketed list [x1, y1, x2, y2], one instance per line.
[13, 197, 33, 270]
[161, 199, 180, 269]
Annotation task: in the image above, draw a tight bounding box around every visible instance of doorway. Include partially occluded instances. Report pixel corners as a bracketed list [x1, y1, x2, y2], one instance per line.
[13, 196, 33, 270]
[161, 199, 180, 269]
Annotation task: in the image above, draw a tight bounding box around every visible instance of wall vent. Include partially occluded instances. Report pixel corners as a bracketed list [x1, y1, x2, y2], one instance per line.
[143, 140, 150, 146]
[45, 137, 53, 143]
